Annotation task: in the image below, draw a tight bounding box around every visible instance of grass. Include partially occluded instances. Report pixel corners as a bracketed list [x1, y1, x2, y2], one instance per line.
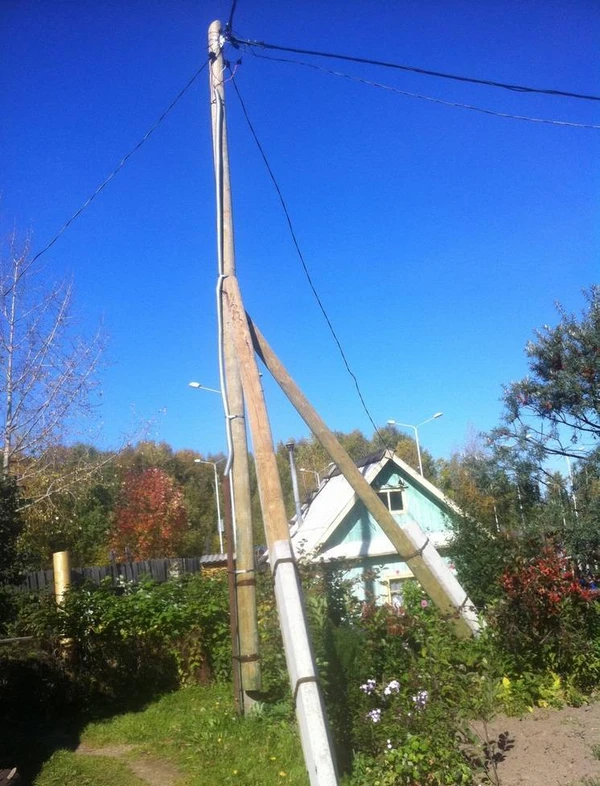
[33, 683, 309, 786]
[34, 750, 147, 786]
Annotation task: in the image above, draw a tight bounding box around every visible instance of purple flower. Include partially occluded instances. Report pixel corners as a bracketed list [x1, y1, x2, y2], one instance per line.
[366, 708, 381, 723]
[360, 678, 376, 694]
[383, 679, 400, 696]
[412, 690, 429, 709]
[420, 599, 429, 609]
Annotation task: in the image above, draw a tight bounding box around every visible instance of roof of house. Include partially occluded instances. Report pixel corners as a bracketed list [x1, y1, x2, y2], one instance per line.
[291, 448, 461, 560]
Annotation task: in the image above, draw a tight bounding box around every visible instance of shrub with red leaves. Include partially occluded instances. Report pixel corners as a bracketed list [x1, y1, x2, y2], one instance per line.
[492, 545, 600, 685]
[500, 548, 592, 618]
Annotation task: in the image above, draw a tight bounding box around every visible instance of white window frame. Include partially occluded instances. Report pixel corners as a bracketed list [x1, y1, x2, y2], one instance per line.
[377, 486, 405, 514]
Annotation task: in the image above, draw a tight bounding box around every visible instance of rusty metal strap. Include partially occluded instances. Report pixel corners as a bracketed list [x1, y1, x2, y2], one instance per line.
[440, 595, 475, 622]
[236, 577, 256, 588]
[272, 556, 297, 581]
[402, 536, 430, 563]
[233, 653, 260, 663]
[293, 675, 319, 705]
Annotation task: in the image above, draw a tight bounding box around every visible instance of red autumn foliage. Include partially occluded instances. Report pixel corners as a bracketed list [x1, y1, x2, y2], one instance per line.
[500, 547, 593, 617]
[491, 545, 597, 673]
[110, 468, 188, 560]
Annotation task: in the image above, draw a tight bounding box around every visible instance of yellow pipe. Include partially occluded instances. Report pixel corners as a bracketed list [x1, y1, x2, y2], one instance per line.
[53, 550, 71, 606]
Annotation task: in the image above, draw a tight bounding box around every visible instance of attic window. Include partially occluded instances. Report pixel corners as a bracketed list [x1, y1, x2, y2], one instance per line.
[377, 489, 404, 513]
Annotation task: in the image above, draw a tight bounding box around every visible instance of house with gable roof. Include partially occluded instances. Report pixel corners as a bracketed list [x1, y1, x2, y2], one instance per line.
[290, 448, 461, 605]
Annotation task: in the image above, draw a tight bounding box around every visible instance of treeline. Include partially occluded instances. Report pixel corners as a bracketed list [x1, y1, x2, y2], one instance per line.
[0, 430, 432, 574]
[2, 420, 598, 589]
[3, 442, 228, 573]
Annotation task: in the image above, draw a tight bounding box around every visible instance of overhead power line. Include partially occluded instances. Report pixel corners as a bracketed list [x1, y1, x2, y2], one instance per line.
[228, 33, 600, 103]
[229, 72, 392, 450]
[226, 0, 238, 34]
[30, 58, 210, 266]
[251, 52, 600, 130]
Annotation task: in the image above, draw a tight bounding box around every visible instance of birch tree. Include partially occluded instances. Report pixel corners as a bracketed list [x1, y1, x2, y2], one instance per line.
[0, 235, 104, 502]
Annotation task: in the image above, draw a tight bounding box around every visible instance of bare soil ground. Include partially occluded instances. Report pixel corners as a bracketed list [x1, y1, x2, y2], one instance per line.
[75, 743, 181, 786]
[473, 701, 600, 786]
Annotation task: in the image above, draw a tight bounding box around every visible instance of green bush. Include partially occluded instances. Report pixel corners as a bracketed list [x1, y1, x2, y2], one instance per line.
[8, 571, 231, 712]
[489, 546, 600, 693]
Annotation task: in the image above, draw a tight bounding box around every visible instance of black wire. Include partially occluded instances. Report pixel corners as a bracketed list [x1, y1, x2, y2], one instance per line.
[251, 51, 600, 130]
[229, 71, 391, 450]
[226, 0, 238, 34]
[229, 34, 600, 103]
[30, 58, 210, 266]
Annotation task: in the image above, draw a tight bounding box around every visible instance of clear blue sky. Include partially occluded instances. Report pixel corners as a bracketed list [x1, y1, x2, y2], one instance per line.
[1, 0, 598, 464]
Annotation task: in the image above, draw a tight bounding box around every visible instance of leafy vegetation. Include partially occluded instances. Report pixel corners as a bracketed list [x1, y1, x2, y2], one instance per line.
[109, 467, 188, 560]
[4, 571, 230, 719]
[492, 284, 599, 461]
[4, 551, 600, 784]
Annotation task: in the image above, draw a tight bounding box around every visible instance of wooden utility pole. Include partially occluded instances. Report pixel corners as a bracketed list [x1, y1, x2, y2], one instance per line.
[222, 474, 242, 714]
[208, 21, 339, 784]
[208, 21, 261, 701]
[246, 315, 480, 639]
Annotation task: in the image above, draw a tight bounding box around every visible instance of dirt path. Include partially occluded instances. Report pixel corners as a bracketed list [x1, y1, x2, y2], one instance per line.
[75, 742, 182, 786]
[473, 702, 600, 786]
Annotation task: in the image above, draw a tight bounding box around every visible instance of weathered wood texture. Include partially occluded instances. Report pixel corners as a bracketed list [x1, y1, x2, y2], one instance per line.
[18, 555, 230, 592]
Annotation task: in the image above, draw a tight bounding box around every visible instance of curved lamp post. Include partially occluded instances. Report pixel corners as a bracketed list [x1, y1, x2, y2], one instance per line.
[386, 412, 443, 476]
[195, 458, 226, 552]
[189, 381, 221, 394]
[299, 468, 320, 487]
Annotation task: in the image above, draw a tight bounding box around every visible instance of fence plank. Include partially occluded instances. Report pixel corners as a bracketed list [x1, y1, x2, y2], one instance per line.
[18, 554, 227, 592]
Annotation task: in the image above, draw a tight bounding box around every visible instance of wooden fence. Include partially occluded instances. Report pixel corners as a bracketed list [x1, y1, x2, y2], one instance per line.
[19, 555, 227, 592]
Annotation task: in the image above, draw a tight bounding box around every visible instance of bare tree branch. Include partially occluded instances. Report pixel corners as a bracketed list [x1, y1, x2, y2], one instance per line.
[0, 234, 105, 497]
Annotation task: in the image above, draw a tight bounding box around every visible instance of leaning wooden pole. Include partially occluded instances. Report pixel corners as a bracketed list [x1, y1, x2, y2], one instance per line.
[208, 20, 261, 701]
[222, 277, 339, 786]
[246, 315, 480, 639]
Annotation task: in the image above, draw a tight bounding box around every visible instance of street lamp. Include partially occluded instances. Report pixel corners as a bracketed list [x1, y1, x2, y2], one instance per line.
[195, 458, 226, 553]
[285, 440, 303, 525]
[189, 381, 221, 394]
[386, 412, 443, 476]
[299, 468, 320, 487]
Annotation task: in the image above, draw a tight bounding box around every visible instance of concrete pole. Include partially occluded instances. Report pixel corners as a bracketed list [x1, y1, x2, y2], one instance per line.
[208, 20, 261, 700]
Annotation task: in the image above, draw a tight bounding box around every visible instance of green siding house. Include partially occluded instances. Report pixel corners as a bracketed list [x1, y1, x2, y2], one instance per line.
[291, 448, 461, 604]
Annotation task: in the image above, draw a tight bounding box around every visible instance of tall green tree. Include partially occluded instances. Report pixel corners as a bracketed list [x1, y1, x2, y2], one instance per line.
[439, 444, 546, 607]
[492, 285, 599, 461]
[16, 444, 119, 569]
